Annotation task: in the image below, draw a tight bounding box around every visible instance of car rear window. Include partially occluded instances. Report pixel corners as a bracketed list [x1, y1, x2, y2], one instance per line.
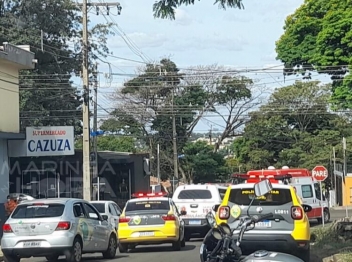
[125, 200, 169, 212]
[228, 188, 292, 206]
[177, 189, 212, 199]
[12, 204, 65, 218]
[91, 203, 105, 213]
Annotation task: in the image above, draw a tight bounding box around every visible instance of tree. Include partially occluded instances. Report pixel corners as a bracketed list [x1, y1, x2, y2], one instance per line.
[180, 141, 226, 183]
[211, 75, 261, 152]
[75, 136, 136, 152]
[232, 81, 349, 170]
[104, 58, 210, 182]
[153, 0, 244, 19]
[0, 0, 113, 134]
[275, 0, 352, 109]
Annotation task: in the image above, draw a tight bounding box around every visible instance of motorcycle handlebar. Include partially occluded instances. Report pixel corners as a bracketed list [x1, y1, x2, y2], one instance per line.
[237, 213, 274, 244]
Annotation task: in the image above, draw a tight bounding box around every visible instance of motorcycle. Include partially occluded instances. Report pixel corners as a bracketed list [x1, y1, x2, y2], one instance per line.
[200, 179, 305, 262]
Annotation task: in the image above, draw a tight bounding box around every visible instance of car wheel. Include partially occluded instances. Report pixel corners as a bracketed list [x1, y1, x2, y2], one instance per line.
[46, 255, 59, 262]
[181, 236, 186, 248]
[119, 243, 128, 253]
[65, 237, 83, 262]
[3, 254, 20, 262]
[102, 234, 117, 259]
[172, 238, 182, 251]
[317, 209, 330, 224]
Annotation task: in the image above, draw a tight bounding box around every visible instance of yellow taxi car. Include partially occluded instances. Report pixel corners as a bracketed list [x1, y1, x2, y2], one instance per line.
[118, 192, 186, 252]
[214, 175, 311, 262]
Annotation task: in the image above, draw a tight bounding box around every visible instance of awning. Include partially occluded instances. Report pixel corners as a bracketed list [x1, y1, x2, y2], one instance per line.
[0, 132, 25, 140]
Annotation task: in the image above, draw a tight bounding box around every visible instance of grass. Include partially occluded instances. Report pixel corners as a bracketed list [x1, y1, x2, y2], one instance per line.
[310, 225, 352, 262]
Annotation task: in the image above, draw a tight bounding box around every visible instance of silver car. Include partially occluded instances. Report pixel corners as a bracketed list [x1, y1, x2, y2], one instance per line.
[90, 201, 122, 231]
[1, 198, 118, 262]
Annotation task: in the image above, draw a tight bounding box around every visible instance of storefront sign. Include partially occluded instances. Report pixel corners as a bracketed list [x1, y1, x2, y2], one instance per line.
[26, 126, 75, 156]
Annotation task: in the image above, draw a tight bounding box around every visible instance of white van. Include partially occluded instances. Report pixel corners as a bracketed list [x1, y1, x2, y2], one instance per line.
[290, 176, 330, 223]
[172, 184, 227, 240]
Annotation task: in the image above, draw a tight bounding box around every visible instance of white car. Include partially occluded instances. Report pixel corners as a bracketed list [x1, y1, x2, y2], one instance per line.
[172, 184, 227, 240]
[90, 201, 122, 231]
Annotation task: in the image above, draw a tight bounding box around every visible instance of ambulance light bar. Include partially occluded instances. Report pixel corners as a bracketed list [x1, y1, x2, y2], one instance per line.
[131, 192, 168, 198]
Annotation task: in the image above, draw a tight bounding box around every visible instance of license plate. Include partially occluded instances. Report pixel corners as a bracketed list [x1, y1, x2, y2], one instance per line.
[23, 241, 41, 247]
[189, 220, 201, 225]
[256, 220, 271, 228]
[139, 232, 154, 237]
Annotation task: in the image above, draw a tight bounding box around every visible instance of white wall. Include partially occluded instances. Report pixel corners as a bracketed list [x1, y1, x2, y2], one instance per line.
[0, 139, 9, 202]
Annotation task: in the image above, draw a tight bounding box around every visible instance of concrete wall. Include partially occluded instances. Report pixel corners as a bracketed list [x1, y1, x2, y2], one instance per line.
[0, 63, 19, 133]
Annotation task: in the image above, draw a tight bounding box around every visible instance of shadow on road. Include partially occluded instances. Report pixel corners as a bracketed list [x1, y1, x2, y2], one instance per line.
[54, 254, 129, 262]
[129, 244, 196, 253]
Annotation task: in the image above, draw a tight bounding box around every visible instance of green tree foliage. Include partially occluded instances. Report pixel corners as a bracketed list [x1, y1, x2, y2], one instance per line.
[75, 136, 136, 152]
[180, 141, 226, 183]
[102, 60, 255, 181]
[232, 81, 352, 171]
[153, 0, 244, 19]
[275, 0, 352, 109]
[0, 0, 113, 133]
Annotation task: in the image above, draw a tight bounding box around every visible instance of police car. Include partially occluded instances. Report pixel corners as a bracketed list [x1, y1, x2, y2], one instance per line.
[172, 184, 227, 240]
[217, 174, 312, 262]
[118, 192, 186, 252]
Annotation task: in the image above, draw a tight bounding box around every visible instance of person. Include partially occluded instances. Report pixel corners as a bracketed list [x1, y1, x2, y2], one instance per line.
[4, 195, 18, 218]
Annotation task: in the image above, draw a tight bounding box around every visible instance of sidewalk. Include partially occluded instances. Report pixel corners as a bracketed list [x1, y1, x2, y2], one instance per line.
[331, 206, 352, 210]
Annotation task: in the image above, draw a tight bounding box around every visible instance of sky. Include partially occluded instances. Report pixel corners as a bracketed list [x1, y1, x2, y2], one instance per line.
[78, 0, 332, 133]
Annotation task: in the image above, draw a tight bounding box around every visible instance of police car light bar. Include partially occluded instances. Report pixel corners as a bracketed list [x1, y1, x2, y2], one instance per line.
[131, 192, 168, 198]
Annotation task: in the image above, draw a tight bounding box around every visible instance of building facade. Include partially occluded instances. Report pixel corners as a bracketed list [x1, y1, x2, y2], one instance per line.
[0, 42, 35, 207]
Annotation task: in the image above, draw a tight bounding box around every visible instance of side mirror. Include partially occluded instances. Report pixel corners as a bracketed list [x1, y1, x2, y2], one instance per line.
[213, 204, 220, 212]
[302, 204, 312, 213]
[254, 179, 273, 197]
[102, 215, 108, 221]
[180, 210, 187, 216]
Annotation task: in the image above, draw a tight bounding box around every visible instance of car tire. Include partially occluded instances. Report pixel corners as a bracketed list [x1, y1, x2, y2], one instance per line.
[102, 234, 117, 259]
[172, 238, 182, 251]
[181, 236, 186, 248]
[3, 254, 20, 262]
[317, 209, 330, 224]
[65, 237, 83, 262]
[118, 243, 128, 253]
[46, 255, 59, 262]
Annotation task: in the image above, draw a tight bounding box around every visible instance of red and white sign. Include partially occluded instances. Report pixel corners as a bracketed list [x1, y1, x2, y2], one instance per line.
[312, 166, 328, 182]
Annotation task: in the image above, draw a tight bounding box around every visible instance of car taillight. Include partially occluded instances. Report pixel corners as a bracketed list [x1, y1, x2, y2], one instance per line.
[119, 217, 131, 223]
[3, 224, 12, 233]
[162, 214, 176, 221]
[55, 221, 71, 231]
[291, 206, 303, 220]
[219, 206, 230, 219]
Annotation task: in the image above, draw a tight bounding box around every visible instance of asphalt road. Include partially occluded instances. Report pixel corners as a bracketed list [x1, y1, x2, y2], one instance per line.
[17, 209, 348, 262]
[21, 241, 202, 262]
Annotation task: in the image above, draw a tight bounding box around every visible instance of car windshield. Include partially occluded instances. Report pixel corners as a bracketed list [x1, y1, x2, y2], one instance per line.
[125, 200, 169, 212]
[177, 189, 212, 199]
[91, 203, 105, 213]
[12, 203, 65, 218]
[228, 188, 292, 206]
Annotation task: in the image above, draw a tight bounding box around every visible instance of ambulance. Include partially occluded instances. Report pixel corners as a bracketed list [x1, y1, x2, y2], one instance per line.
[233, 166, 330, 224]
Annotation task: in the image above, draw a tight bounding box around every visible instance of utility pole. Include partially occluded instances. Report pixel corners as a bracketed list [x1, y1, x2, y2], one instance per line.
[93, 63, 99, 200]
[157, 143, 160, 184]
[81, 0, 91, 201]
[78, 0, 122, 201]
[209, 124, 213, 145]
[333, 147, 336, 191]
[172, 86, 179, 180]
[343, 137, 348, 217]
